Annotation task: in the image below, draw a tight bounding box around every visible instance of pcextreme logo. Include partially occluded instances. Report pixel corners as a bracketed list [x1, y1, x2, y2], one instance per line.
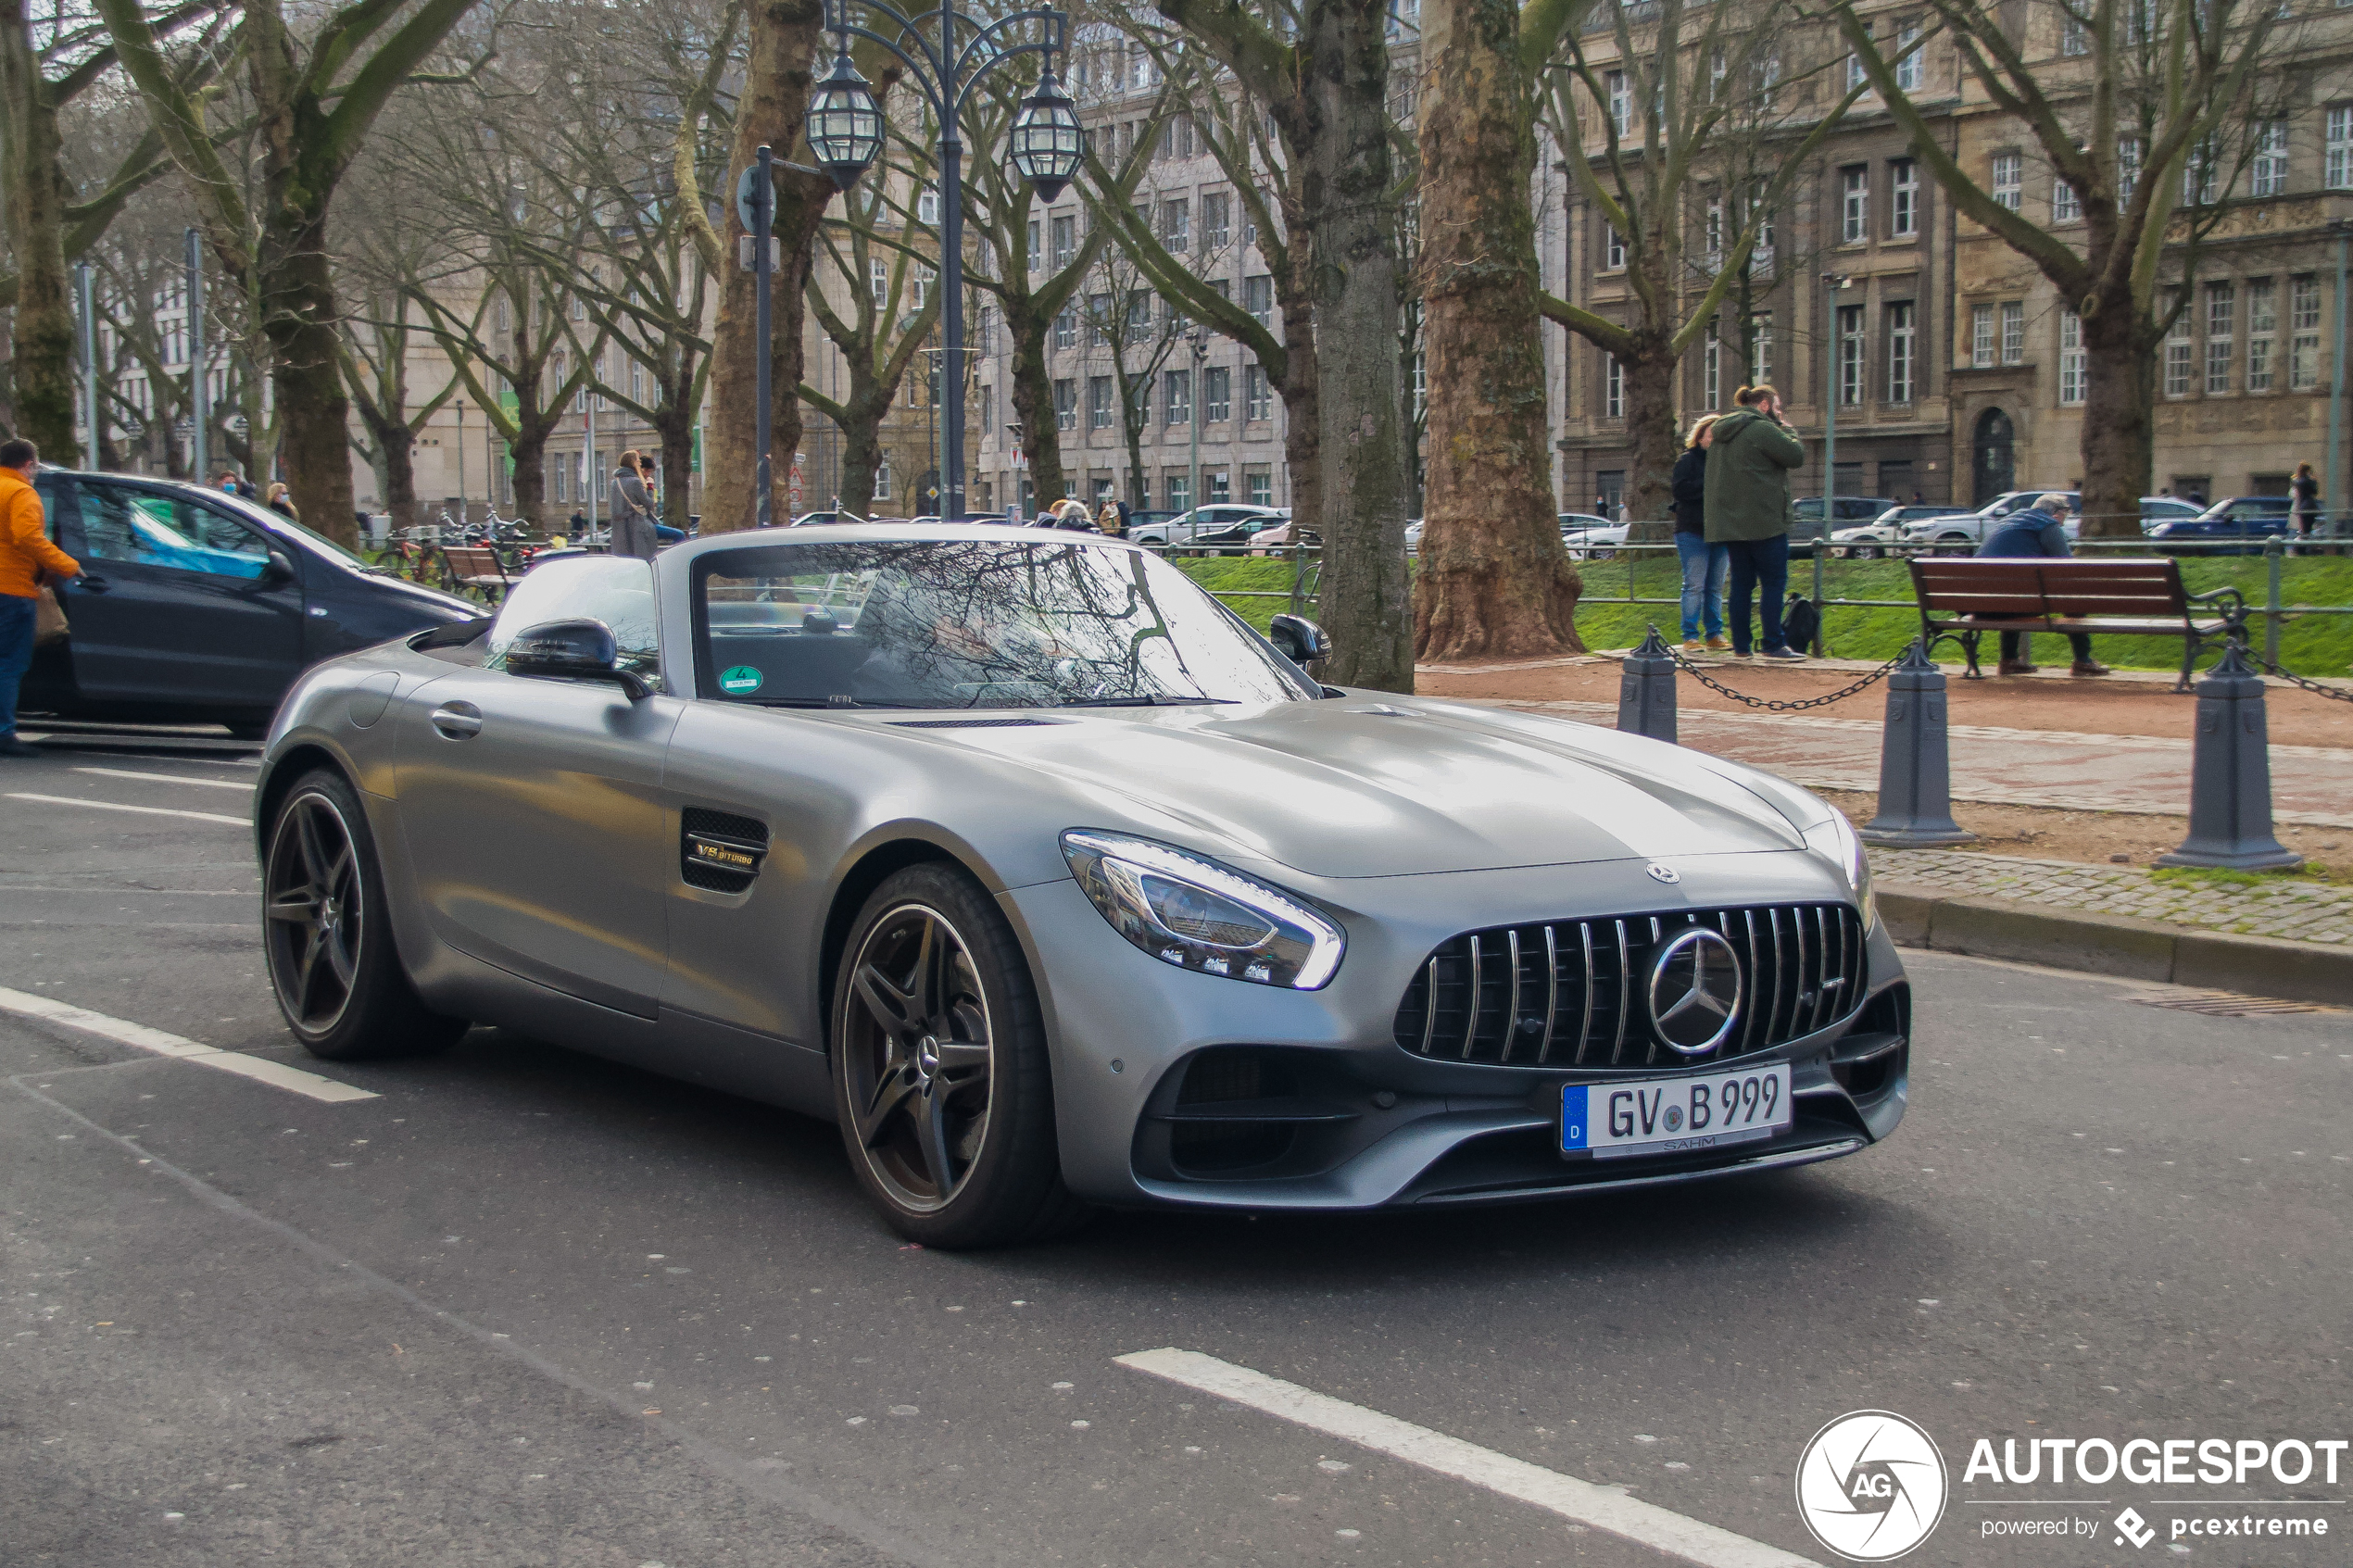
[1796, 1411, 1951, 1562]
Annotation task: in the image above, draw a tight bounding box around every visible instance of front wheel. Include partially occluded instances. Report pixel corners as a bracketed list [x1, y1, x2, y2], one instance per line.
[830, 863, 1083, 1248]
[262, 769, 469, 1060]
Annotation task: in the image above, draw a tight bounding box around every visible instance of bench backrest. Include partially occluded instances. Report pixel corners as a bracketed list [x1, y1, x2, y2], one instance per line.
[1911, 557, 2186, 621]
[441, 544, 507, 577]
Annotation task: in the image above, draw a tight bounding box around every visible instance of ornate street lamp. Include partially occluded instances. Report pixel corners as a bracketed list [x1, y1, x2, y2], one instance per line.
[814, 0, 1073, 521]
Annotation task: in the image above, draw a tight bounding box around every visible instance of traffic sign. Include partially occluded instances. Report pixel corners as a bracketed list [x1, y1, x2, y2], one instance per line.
[735, 163, 774, 235]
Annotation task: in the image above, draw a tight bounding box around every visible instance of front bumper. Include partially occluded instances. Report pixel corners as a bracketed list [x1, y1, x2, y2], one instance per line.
[998, 850, 1909, 1210]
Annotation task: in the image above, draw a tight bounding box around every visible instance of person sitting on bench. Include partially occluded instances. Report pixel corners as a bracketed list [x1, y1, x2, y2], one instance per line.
[1974, 493, 2111, 677]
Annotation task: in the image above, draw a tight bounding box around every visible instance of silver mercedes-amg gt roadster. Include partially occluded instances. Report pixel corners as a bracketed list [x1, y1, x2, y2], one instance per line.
[253, 526, 1909, 1246]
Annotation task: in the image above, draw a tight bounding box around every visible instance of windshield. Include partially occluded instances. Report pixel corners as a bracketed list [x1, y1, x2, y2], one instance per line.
[200, 488, 375, 569]
[692, 538, 1319, 709]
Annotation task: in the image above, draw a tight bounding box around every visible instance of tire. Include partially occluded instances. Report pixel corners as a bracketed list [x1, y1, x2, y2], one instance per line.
[830, 862, 1085, 1248]
[261, 768, 469, 1060]
[1853, 544, 1880, 560]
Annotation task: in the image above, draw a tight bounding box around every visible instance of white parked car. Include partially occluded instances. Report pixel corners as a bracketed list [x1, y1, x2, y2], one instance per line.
[1127, 504, 1288, 547]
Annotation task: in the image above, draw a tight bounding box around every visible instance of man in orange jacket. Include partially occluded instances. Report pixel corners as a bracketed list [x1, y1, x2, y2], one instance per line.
[0, 438, 82, 757]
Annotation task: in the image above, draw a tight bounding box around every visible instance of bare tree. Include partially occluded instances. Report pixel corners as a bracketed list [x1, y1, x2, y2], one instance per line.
[1076, 252, 1188, 507]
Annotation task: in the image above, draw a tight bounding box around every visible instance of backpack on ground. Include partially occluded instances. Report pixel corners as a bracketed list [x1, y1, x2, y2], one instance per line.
[1781, 593, 1820, 651]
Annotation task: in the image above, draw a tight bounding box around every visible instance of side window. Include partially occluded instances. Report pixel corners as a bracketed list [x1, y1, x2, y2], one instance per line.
[79, 484, 271, 580]
[485, 556, 661, 687]
[32, 476, 74, 544]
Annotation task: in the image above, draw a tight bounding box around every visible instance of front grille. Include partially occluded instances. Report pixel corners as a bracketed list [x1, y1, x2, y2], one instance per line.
[1392, 904, 1865, 1069]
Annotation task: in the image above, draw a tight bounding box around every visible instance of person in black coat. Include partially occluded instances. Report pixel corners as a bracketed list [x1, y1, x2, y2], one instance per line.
[1669, 414, 1728, 653]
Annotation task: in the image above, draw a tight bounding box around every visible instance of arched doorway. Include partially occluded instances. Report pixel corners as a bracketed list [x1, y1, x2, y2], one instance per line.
[1972, 408, 2015, 505]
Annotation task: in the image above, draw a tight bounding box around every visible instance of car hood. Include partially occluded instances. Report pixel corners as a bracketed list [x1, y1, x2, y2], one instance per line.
[877, 696, 1818, 878]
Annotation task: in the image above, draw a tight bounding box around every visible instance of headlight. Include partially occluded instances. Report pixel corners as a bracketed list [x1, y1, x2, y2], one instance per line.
[1061, 830, 1344, 989]
[1803, 810, 1876, 932]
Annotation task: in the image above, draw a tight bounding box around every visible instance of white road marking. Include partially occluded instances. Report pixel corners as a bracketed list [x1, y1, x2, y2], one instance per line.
[0, 988, 373, 1104]
[6, 792, 247, 825]
[73, 767, 253, 792]
[1115, 1348, 1819, 1568]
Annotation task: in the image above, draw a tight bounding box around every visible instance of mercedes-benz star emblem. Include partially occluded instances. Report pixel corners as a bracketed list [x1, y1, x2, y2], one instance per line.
[1648, 927, 1743, 1055]
[1645, 863, 1680, 884]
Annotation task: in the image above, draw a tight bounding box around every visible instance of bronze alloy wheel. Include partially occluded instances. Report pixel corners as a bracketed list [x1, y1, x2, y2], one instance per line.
[264, 789, 366, 1037]
[839, 902, 997, 1214]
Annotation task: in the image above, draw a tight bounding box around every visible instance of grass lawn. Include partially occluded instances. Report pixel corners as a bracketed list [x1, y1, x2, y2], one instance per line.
[1180, 551, 2353, 678]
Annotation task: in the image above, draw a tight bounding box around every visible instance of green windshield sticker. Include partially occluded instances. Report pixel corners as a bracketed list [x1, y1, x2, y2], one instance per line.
[719, 665, 763, 695]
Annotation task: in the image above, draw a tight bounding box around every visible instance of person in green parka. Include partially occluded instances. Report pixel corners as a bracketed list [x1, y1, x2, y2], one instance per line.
[1703, 383, 1809, 661]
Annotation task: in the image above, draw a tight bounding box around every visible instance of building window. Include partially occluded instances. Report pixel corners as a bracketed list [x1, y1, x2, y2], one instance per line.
[2001, 301, 2024, 364]
[1054, 308, 1076, 349]
[1245, 365, 1271, 420]
[1970, 303, 1995, 368]
[2053, 177, 2080, 223]
[1992, 153, 2020, 210]
[1895, 20, 1922, 89]
[1027, 220, 1040, 271]
[1203, 193, 1230, 249]
[2165, 295, 2194, 397]
[1886, 302, 1915, 403]
[1750, 312, 1773, 384]
[1203, 366, 1231, 421]
[2184, 137, 2221, 206]
[2331, 108, 2353, 190]
[2246, 278, 2277, 392]
[1845, 25, 1869, 92]
[870, 258, 888, 307]
[873, 461, 891, 501]
[1604, 354, 1623, 418]
[2291, 274, 2322, 389]
[1704, 198, 1723, 260]
[2058, 309, 2086, 406]
[1704, 321, 1721, 409]
[1164, 471, 1189, 511]
[1606, 70, 1630, 135]
[1054, 377, 1076, 430]
[1890, 159, 1918, 236]
[1126, 291, 1151, 336]
[2251, 120, 2288, 197]
[2205, 282, 2235, 394]
[1164, 369, 1190, 426]
[2119, 136, 2142, 204]
[1209, 470, 1231, 503]
[1160, 199, 1189, 249]
[1603, 221, 1625, 270]
[1087, 294, 1111, 346]
[1841, 167, 1869, 243]
[1245, 274, 1273, 324]
[1413, 350, 1427, 416]
[1088, 376, 1114, 429]
[918, 185, 939, 224]
[1051, 215, 1076, 269]
[1247, 469, 1272, 506]
[1837, 304, 1865, 407]
[1754, 50, 1780, 111]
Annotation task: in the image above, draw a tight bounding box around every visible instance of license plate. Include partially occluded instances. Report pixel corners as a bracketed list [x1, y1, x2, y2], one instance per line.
[1561, 1063, 1792, 1160]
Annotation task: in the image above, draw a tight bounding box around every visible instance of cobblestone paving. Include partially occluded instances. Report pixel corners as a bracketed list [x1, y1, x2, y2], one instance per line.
[1871, 848, 2353, 946]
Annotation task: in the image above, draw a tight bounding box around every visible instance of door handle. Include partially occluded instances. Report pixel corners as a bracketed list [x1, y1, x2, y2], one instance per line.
[75, 574, 109, 593]
[430, 701, 482, 740]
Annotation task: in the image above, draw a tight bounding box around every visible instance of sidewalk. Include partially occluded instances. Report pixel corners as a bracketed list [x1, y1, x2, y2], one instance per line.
[1871, 847, 2353, 947]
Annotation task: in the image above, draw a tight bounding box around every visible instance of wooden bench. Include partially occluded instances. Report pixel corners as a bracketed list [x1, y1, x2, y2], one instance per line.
[436, 544, 517, 603]
[1909, 557, 2247, 692]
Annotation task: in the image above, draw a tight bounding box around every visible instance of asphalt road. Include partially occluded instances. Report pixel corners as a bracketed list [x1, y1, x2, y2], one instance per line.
[1, 736, 2346, 1568]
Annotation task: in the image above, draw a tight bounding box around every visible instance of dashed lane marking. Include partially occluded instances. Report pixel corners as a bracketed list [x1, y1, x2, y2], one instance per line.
[0, 987, 373, 1104]
[73, 766, 254, 792]
[6, 792, 247, 825]
[1115, 1348, 1820, 1568]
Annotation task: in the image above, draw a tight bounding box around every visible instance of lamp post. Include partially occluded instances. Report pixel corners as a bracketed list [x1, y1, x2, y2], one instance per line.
[1818, 272, 1850, 656]
[2330, 221, 2348, 537]
[1186, 325, 1206, 534]
[808, 0, 1080, 523]
[186, 228, 208, 483]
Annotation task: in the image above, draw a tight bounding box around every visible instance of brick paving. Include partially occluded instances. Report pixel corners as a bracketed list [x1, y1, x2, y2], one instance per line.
[1870, 848, 2353, 947]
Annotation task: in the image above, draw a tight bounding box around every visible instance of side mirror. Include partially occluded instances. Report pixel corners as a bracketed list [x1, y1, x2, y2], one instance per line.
[262, 549, 296, 585]
[504, 618, 651, 699]
[1268, 613, 1330, 667]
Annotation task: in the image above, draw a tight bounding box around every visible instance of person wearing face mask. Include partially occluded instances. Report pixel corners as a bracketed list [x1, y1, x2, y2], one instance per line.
[1703, 383, 1808, 662]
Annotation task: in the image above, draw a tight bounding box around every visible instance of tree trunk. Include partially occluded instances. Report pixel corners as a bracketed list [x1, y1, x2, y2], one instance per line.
[1277, 283, 1321, 539]
[509, 402, 556, 527]
[1125, 414, 1147, 508]
[360, 407, 420, 530]
[1621, 334, 1680, 544]
[0, 6, 79, 461]
[654, 391, 696, 531]
[1410, 0, 1581, 664]
[2078, 307, 2156, 539]
[1008, 299, 1064, 505]
[258, 207, 358, 543]
[704, 0, 827, 534]
[837, 395, 884, 519]
[1302, 0, 1413, 690]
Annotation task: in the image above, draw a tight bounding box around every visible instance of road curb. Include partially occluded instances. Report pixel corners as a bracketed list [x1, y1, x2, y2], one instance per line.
[1876, 883, 2353, 1005]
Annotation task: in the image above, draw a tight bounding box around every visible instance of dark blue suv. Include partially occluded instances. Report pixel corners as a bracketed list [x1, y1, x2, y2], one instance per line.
[2145, 495, 2294, 554]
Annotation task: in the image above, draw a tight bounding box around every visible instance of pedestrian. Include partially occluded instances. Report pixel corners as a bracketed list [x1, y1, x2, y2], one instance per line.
[0, 439, 82, 759]
[567, 508, 589, 539]
[1703, 383, 1808, 661]
[608, 450, 660, 558]
[1096, 497, 1126, 538]
[1670, 414, 1729, 655]
[1911, 489, 1925, 505]
[266, 482, 298, 521]
[1977, 492, 2109, 677]
[2291, 461, 2321, 543]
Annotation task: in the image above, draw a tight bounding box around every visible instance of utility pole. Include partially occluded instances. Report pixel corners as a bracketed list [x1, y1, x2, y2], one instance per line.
[456, 391, 467, 525]
[2331, 224, 2348, 536]
[186, 229, 208, 483]
[585, 368, 598, 533]
[1818, 272, 1847, 656]
[1188, 327, 1206, 535]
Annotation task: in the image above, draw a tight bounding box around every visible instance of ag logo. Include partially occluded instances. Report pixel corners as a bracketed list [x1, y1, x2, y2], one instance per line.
[1795, 1411, 1947, 1562]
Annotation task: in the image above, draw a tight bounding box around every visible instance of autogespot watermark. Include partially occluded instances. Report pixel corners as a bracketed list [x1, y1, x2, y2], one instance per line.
[1798, 1414, 2346, 1560]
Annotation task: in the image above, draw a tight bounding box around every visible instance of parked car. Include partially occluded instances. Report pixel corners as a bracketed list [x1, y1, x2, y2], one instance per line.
[22, 470, 480, 737]
[1128, 504, 1288, 546]
[1248, 516, 1321, 551]
[1831, 504, 1954, 558]
[1789, 497, 1899, 558]
[2146, 495, 2295, 553]
[1189, 509, 1293, 554]
[252, 523, 1909, 1246]
[1902, 491, 2080, 549]
[2135, 497, 2205, 530]
[1558, 514, 1627, 558]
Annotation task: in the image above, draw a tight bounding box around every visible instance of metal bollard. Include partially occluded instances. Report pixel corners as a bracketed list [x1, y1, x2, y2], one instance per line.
[1860, 640, 1978, 847]
[2155, 643, 2304, 870]
[1617, 626, 1679, 744]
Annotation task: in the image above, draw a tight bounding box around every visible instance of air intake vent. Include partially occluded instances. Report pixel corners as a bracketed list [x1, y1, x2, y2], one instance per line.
[681, 808, 769, 894]
[1393, 903, 1866, 1070]
[887, 717, 1058, 729]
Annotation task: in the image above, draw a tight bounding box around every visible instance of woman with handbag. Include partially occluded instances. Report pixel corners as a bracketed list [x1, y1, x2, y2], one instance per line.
[609, 450, 661, 559]
[0, 439, 82, 758]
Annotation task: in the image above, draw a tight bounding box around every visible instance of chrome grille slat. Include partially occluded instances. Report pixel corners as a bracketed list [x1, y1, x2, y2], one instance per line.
[1419, 956, 1439, 1056]
[1504, 929, 1524, 1064]
[1740, 909, 1765, 1057]
[1810, 907, 1833, 1034]
[1461, 934, 1482, 1060]
[1575, 922, 1596, 1066]
[1608, 920, 1630, 1064]
[1536, 925, 1559, 1063]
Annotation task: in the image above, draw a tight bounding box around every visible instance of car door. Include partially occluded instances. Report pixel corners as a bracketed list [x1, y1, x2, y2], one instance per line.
[53, 479, 306, 712]
[393, 556, 682, 1017]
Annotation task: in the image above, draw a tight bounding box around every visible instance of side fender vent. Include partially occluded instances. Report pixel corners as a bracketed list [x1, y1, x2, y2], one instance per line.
[682, 807, 769, 894]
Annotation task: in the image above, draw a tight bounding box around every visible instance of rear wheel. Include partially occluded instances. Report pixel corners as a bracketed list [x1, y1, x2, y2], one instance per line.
[830, 863, 1083, 1248]
[262, 768, 468, 1060]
